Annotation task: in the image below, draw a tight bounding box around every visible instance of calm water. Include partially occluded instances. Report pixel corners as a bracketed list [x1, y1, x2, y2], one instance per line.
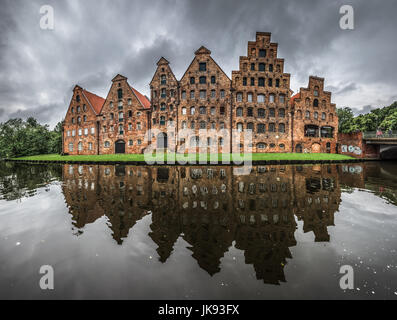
[0, 161, 396, 300]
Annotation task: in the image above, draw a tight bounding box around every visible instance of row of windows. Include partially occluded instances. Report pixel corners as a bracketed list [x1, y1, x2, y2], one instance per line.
[71, 115, 88, 124]
[181, 89, 226, 100]
[296, 110, 334, 122]
[236, 92, 285, 104]
[103, 140, 142, 148]
[237, 122, 286, 133]
[238, 76, 284, 88]
[102, 122, 143, 134]
[67, 127, 95, 137]
[102, 110, 141, 121]
[236, 107, 285, 118]
[189, 75, 217, 85]
[71, 105, 87, 114]
[68, 142, 93, 152]
[181, 106, 226, 116]
[68, 139, 143, 152]
[109, 99, 132, 108]
[304, 98, 327, 108]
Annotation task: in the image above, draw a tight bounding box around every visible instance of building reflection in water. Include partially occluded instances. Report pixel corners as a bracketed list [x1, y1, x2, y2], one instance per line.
[61, 163, 351, 285]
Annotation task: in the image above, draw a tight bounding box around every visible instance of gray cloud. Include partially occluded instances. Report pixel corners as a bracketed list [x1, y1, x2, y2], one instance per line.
[0, 0, 397, 128]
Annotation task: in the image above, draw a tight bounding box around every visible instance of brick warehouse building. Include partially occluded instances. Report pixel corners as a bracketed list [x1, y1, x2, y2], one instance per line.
[62, 32, 338, 155]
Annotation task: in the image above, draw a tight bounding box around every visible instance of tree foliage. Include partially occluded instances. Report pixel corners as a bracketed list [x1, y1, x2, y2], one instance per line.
[337, 102, 397, 133]
[0, 117, 63, 159]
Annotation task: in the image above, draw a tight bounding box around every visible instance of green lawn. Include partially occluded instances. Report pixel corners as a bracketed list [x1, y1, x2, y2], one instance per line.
[12, 153, 355, 162]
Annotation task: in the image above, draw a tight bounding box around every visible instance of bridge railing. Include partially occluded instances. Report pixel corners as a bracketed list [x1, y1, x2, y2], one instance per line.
[363, 131, 397, 139]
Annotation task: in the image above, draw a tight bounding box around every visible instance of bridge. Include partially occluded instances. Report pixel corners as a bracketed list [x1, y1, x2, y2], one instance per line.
[363, 131, 397, 160]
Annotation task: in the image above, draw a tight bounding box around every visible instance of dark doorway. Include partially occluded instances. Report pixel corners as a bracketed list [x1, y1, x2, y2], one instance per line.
[296, 144, 303, 153]
[157, 133, 168, 149]
[115, 140, 126, 154]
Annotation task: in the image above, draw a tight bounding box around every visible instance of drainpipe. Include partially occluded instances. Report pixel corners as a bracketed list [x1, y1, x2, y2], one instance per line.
[97, 120, 100, 155]
[291, 107, 295, 152]
[230, 83, 235, 154]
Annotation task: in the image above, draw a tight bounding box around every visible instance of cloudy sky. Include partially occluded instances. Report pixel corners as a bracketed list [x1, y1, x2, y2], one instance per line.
[1, 0, 396, 128]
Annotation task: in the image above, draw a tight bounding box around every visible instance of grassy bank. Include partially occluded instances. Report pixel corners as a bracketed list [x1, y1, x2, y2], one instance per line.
[12, 153, 355, 163]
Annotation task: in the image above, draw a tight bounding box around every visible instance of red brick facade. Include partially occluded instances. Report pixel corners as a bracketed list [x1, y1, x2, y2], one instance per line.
[63, 32, 339, 155]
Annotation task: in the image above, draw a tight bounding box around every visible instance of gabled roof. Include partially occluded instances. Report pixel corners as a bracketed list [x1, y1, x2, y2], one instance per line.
[128, 84, 151, 109]
[82, 90, 105, 115]
[157, 57, 170, 66]
[194, 46, 211, 55]
[180, 47, 231, 82]
[112, 74, 128, 82]
[290, 92, 301, 105]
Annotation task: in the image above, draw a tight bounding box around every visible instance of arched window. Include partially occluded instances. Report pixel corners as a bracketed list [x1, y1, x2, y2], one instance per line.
[78, 142, 83, 151]
[237, 123, 243, 132]
[200, 121, 206, 129]
[257, 143, 267, 149]
[258, 108, 265, 118]
[329, 113, 334, 122]
[269, 108, 275, 117]
[160, 116, 165, 125]
[269, 64, 273, 72]
[199, 106, 206, 114]
[247, 107, 253, 117]
[77, 116, 81, 123]
[160, 103, 166, 111]
[275, 79, 280, 87]
[190, 121, 195, 129]
[322, 112, 326, 120]
[199, 76, 206, 84]
[279, 108, 285, 118]
[128, 110, 132, 118]
[182, 107, 186, 115]
[182, 121, 187, 129]
[279, 94, 285, 104]
[322, 100, 326, 108]
[314, 111, 318, 119]
[258, 78, 265, 87]
[269, 123, 275, 132]
[76, 95, 80, 102]
[117, 89, 123, 99]
[257, 94, 265, 103]
[247, 92, 253, 102]
[236, 107, 243, 117]
[247, 123, 254, 131]
[83, 115, 87, 122]
[278, 123, 285, 133]
[190, 77, 195, 84]
[296, 110, 302, 119]
[236, 92, 243, 102]
[269, 94, 275, 103]
[161, 75, 166, 84]
[305, 98, 310, 107]
[71, 118, 75, 124]
[314, 86, 319, 96]
[210, 107, 215, 115]
[190, 107, 195, 115]
[257, 124, 266, 133]
[305, 111, 310, 119]
[313, 99, 319, 107]
[279, 144, 285, 149]
[259, 63, 265, 71]
[110, 113, 114, 120]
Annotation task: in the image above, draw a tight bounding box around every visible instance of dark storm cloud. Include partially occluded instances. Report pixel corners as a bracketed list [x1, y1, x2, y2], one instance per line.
[0, 0, 397, 127]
